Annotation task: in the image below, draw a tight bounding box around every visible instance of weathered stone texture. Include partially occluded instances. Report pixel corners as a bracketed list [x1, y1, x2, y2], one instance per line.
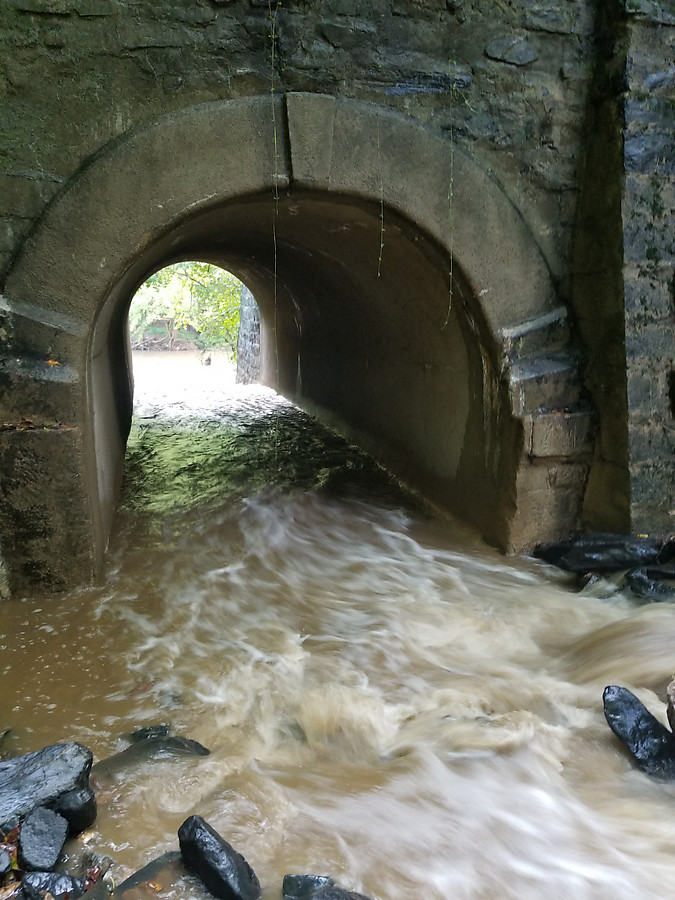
[0, 0, 595, 291]
[0, 0, 673, 584]
[622, 9, 675, 534]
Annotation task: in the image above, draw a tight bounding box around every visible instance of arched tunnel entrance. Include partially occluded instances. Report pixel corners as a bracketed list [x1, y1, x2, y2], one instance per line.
[0, 94, 592, 594]
[118, 191, 478, 516]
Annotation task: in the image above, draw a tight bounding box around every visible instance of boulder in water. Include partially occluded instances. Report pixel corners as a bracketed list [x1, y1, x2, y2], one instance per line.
[178, 815, 261, 900]
[91, 735, 210, 787]
[624, 566, 675, 602]
[535, 533, 665, 572]
[0, 742, 93, 830]
[603, 685, 675, 779]
[283, 875, 336, 899]
[282, 875, 372, 900]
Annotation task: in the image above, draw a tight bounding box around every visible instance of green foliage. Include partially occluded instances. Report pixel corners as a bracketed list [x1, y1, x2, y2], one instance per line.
[129, 262, 242, 353]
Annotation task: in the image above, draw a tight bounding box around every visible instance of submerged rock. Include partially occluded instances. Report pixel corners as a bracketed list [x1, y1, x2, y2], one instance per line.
[283, 875, 336, 899]
[282, 875, 372, 900]
[625, 566, 675, 601]
[108, 851, 185, 898]
[91, 736, 210, 785]
[126, 725, 171, 743]
[603, 685, 675, 779]
[535, 533, 665, 572]
[18, 806, 68, 872]
[178, 815, 260, 900]
[0, 743, 93, 829]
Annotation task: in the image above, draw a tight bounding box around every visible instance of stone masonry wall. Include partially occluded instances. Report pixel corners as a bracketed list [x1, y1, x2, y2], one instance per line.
[622, 2, 675, 534]
[0, 0, 673, 541]
[0, 0, 596, 292]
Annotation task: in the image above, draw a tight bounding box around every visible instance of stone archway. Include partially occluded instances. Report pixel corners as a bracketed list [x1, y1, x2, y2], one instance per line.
[0, 94, 591, 594]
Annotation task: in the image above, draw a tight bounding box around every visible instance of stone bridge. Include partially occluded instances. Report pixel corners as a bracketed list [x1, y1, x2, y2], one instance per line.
[0, 0, 673, 596]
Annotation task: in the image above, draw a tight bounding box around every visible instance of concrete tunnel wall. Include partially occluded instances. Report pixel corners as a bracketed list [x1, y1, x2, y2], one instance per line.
[0, 94, 592, 594]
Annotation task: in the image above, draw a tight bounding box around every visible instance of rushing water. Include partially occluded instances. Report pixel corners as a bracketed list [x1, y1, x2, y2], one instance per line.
[3, 351, 675, 899]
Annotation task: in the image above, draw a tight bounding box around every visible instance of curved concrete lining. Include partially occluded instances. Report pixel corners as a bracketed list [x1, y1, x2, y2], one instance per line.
[0, 94, 590, 593]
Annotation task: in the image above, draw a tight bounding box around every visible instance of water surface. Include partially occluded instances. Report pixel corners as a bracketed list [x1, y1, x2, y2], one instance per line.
[2, 351, 675, 899]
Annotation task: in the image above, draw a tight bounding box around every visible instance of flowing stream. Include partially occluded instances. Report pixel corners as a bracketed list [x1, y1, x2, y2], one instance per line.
[3, 351, 675, 899]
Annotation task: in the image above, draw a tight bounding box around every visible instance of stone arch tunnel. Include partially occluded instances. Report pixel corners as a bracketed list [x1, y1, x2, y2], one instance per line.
[0, 0, 673, 597]
[0, 94, 590, 593]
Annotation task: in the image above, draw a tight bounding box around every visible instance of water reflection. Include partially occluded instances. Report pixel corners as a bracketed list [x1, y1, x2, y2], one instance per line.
[2, 352, 675, 899]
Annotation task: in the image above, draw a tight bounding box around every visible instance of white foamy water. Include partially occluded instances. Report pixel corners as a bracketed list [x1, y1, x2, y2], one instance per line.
[2, 352, 675, 900]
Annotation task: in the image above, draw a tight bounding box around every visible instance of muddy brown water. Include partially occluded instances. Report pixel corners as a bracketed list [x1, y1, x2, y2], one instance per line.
[3, 351, 675, 899]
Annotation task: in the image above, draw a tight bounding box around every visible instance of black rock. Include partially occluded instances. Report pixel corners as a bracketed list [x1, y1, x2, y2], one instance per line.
[283, 874, 336, 899]
[52, 785, 97, 835]
[625, 567, 675, 601]
[21, 872, 86, 900]
[127, 725, 171, 743]
[178, 815, 260, 900]
[91, 736, 210, 786]
[18, 806, 68, 872]
[603, 685, 675, 779]
[113, 851, 185, 897]
[0, 743, 93, 825]
[282, 875, 372, 900]
[534, 533, 663, 572]
[314, 891, 373, 900]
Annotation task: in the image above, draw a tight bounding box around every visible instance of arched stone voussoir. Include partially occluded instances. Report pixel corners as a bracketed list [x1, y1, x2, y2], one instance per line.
[285, 92, 558, 340]
[4, 95, 288, 325]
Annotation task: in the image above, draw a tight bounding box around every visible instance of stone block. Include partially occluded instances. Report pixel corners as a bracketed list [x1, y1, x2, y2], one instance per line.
[0, 427, 96, 592]
[510, 459, 586, 549]
[624, 130, 675, 176]
[526, 409, 593, 458]
[624, 266, 675, 321]
[629, 419, 675, 460]
[625, 319, 675, 360]
[484, 36, 538, 66]
[630, 461, 675, 515]
[319, 20, 375, 49]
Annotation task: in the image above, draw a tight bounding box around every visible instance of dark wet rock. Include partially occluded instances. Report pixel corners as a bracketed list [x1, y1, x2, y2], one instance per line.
[127, 724, 170, 743]
[52, 785, 97, 834]
[625, 567, 675, 601]
[282, 876, 372, 900]
[283, 874, 336, 899]
[91, 736, 210, 785]
[18, 806, 68, 872]
[0, 743, 93, 827]
[603, 685, 675, 780]
[0, 847, 11, 876]
[21, 872, 86, 900]
[667, 680, 675, 734]
[178, 815, 261, 900]
[111, 851, 185, 898]
[657, 536, 675, 564]
[534, 533, 664, 572]
[484, 36, 537, 66]
[313, 891, 372, 900]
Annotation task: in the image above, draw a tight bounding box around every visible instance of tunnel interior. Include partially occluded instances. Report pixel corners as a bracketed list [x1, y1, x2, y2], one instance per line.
[94, 189, 507, 549]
